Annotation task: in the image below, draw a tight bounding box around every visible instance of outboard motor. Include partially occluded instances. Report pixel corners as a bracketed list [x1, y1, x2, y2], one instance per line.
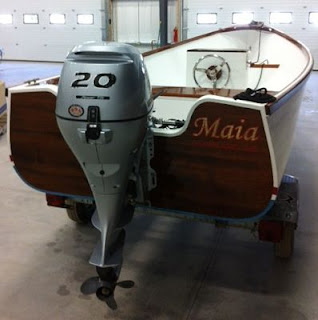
[56, 42, 152, 307]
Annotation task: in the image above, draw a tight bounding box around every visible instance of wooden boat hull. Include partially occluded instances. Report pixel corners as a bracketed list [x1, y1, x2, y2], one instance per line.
[8, 24, 313, 221]
[150, 100, 274, 219]
[9, 89, 91, 196]
[9, 81, 307, 220]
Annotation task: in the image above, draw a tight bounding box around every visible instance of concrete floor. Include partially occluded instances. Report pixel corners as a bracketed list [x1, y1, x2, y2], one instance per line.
[0, 72, 318, 319]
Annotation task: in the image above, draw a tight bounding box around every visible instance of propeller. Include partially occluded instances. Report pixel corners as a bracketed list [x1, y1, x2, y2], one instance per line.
[97, 280, 135, 310]
[80, 268, 135, 310]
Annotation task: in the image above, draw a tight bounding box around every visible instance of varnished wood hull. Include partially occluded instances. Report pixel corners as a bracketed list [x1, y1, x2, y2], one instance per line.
[8, 25, 313, 221]
[149, 101, 274, 219]
[9, 86, 278, 220]
[10, 90, 91, 196]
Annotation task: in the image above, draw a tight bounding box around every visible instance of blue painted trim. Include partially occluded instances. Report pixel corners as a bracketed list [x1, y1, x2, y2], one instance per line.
[12, 165, 94, 200]
[0, 103, 7, 115]
[137, 200, 275, 223]
[45, 189, 94, 201]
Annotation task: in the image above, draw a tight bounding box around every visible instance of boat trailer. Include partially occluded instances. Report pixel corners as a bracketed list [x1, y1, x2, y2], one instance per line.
[137, 174, 298, 259]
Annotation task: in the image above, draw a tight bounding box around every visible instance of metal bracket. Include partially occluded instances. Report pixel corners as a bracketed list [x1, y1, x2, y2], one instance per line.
[265, 174, 299, 225]
[77, 128, 112, 144]
[24, 78, 40, 86]
[144, 129, 157, 191]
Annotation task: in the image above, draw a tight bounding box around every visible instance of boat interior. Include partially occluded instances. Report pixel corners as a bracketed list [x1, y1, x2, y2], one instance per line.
[39, 27, 310, 98]
[9, 26, 311, 142]
[145, 27, 309, 94]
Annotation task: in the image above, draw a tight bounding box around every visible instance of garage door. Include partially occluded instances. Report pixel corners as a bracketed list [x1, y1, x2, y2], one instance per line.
[0, 0, 102, 61]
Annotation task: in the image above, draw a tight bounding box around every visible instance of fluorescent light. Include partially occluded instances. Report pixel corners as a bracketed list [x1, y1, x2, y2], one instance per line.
[0, 14, 13, 24]
[232, 12, 254, 24]
[197, 13, 217, 24]
[270, 12, 292, 24]
[309, 12, 318, 24]
[49, 13, 66, 24]
[23, 14, 39, 24]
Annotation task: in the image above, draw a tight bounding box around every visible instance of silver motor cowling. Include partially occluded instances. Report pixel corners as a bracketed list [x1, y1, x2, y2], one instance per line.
[56, 42, 152, 268]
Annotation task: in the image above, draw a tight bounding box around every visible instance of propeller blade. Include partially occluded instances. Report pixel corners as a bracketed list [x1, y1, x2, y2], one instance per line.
[116, 280, 135, 289]
[80, 277, 102, 295]
[106, 295, 118, 310]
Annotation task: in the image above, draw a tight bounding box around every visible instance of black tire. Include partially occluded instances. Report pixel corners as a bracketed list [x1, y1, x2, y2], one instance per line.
[65, 199, 95, 224]
[274, 222, 295, 258]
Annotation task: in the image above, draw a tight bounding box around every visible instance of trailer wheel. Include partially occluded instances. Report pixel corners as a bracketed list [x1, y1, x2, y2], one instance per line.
[274, 222, 295, 258]
[65, 199, 95, 224]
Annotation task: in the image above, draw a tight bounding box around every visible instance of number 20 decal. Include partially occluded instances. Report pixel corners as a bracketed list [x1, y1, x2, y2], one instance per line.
[71, 72, 116, 88]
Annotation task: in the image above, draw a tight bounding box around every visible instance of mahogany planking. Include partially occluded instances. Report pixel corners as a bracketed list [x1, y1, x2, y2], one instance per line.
[10, 91, 273, 219]
[152, 86, 240, 99]
[150, 102, 274, 219]
[10, 91, 92, 196]
[152, 86, 277, 100]
[250, 63, 280, 68]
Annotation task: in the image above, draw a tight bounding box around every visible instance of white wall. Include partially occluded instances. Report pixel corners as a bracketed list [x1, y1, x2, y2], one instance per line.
[185, 0, 318, 69]
[0, 0, 102, 61]
[1, 0, 317, 67]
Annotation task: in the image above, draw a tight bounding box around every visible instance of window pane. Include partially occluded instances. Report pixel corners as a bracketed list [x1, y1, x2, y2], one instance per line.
[232, 12, 254, 24]
[0, 14, 13, 24]
[309, 12, 318, 24]
[197, 13, 217, 24]
[50, 13, 66, 24]
[270, 12, 292, 24]
[77, 14, 94, 25]
[23, 14, 39, 24]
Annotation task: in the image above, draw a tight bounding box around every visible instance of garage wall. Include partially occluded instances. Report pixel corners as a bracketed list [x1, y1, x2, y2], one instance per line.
[185, 0, 318, 69]
[0, 0, 102, 61]
[1, 0, 317, 66]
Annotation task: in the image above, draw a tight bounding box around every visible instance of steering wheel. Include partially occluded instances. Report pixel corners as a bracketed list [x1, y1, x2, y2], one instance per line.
[193, 54, 231, 88]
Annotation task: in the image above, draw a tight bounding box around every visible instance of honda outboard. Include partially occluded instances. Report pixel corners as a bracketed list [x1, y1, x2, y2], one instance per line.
[55, 42, 152, 308]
